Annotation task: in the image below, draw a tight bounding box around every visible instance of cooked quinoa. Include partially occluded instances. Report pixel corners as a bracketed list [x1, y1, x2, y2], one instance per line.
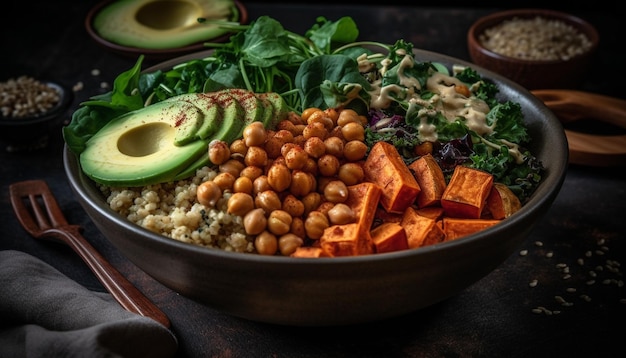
[99, 165, 255, 253]
[478, 16, 593, 61]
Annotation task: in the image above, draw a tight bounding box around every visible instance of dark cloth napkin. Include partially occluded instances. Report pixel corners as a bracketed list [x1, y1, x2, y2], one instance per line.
[0, 250, 178, 358]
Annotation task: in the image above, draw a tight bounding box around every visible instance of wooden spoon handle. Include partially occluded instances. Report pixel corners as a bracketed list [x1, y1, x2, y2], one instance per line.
[531, 89, 626, 167]
[44, 225, 171, 328]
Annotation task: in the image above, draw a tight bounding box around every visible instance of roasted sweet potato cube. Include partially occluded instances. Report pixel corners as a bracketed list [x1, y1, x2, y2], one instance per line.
[408, 153, 447, 208]
[416, 206, 445, 220]
[320, 223, 374, 257]
[290, 246, 329, 258]
[363, 141, 421, 213]
[400, 207, 445, 248]
[486, 182, 522, 219]
[374, 207, 403, 225]
[441, 166, 493, 219]
[370, 222, 409, 253]
[345, 182, 382, 229]
[442, 217, 501, 241]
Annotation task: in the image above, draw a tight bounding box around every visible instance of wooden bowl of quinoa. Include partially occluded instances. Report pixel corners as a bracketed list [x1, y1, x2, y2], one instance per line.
[467, 9, 599, 90]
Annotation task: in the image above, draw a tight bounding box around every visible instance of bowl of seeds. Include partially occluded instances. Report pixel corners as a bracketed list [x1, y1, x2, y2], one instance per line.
[0, 76, 73, 151]
[467, 9, 599, 90]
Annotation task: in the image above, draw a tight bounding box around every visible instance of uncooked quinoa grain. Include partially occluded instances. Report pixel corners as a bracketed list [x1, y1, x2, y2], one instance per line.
[479, 16, 593, 61]
[0, 76, 61, 118]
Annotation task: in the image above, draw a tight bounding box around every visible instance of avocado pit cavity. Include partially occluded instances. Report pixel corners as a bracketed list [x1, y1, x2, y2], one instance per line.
[118, 122, 173, 157]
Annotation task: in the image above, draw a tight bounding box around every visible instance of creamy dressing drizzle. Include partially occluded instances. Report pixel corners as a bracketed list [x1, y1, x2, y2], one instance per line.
[366, 51, 525, 163]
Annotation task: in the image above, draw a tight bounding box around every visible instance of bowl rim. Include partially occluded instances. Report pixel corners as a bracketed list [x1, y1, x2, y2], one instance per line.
[63, 47, 569, 265]
[467, 8, 600, 65]
[84, 0, 249, 60]
[0, 81, 73, 126]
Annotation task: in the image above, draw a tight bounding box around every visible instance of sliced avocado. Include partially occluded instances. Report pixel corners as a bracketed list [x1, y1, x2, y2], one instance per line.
[165, 93, 223, 140]
[221, 88, 267, 135]
[173, 155, 211, 181]
[92, 0, 240, 50]
[80, 100, 209, 187]
[256, 92, 289, 128]
[256, 96, 276, 129]
[205, 91, 246, 144]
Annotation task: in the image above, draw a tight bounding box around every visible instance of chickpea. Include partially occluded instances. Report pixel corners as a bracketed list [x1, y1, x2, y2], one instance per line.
[323, 136, 344, 157]
[263, 135, 284, 159]
[240, 165, 263, 181]
[316, 201, 335, 217]
[267, 210, 292, 236]
[336, 108, 361, 127]
[304, 210, 329, 240]
[341, 121, 365, 142]
[196, 180, 222, 207]
[253, 175, 271, 195]
[273, 129, 294, 145]
[244, 146, 268, 167]
[302, 157, 318, 175]
[338, 162, 365, 186]
[287, 111, 305, 125]
[280, 142, 299, 158]
[276, 119, 296, 134]
[323, 180, 349, 203]
[243, 121, 267, 147]
[328, 126, 344, 140]
[219, 159, 245, 177]
[233, 176, 253, 194]
[343, 140, 368, 161]
[255, 190, 282, 213]
[243, 208, 267, 235]
[301, 191, 322, 216]
[267, 162, 292, 192]
[302, 121, 328, 140]
[213, 172, 236, 191]
[227, 192, 254, 216]
[255, 231, 278, 255]
[208, 139, 230, 165]
[307, 110, 334, 131]
[278, 233, 304, 256]
[317, 154, 340, 177]
[324, 108, 340, 125]
[290, 217, 306, 239]
[229, 139, 248, 158]
[282, 194, 305, 217]
[327, 203, 355, 225]
[301, 107, 321, 122]
[303, 136, 325, 158]
[290, 170, 313, 197]
[284, 145, 308, 170]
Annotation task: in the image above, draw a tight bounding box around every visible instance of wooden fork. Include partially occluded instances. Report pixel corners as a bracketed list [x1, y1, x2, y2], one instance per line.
[9, 179, 171, 328]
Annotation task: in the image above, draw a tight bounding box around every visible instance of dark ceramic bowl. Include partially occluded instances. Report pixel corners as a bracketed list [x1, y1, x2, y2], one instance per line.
[63, 49, 568, 326]
[0, 81, 72, 150]
[85, 0, 248, 60]
[467, 9, 599, 90]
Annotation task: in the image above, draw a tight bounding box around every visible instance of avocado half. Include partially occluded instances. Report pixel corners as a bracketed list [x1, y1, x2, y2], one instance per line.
[92, 0, 240, 49]
[79, 90, 289, 187]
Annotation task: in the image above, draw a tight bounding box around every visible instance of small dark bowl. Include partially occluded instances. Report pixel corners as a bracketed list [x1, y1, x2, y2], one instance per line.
[64, 48, 568, 327]
[85, 0, 248, 61]
[467, 9, 599, 90]
[0, 81, 72, 150]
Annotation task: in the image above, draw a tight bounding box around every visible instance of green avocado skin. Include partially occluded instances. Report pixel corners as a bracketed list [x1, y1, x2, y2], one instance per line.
[80, 89, 287, 186]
